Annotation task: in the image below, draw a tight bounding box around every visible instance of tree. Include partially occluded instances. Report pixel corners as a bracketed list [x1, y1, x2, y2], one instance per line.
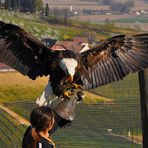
[11, 0, 19, 11]
[110, 1, 134, 13]
[19, 0, 32, 12]
[63, 8, 69, 25]
[19, 0, 43, 13]
[44, 3, 49, 16]
[5, 0, 12, 10]
[4, 0, 19, 11]
[34, 0, 43, 12]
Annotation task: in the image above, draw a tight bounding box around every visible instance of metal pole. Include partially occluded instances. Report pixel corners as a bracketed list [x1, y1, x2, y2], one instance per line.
[138, 69, 148, 148]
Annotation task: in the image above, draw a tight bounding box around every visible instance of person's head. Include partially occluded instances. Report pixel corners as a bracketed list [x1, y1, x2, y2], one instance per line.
[22, 106, 54, 148]
[30, 106, 54, 132]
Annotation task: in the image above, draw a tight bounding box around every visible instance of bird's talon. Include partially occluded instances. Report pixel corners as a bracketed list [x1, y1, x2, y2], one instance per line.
[64, 91, 72, 98]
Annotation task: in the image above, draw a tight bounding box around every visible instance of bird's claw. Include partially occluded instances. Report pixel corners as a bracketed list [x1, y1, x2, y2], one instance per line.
[63, 90, 72, 98]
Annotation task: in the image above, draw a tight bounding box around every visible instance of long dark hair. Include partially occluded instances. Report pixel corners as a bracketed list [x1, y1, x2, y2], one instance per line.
[22, 106, 54, 148]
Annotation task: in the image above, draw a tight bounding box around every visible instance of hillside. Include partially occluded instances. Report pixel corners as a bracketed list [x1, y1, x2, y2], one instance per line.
[0, 72, 48, 102]
[0, 9, 137, 42]
[0, 10, 84, 40]
[0, 72, 112, 104]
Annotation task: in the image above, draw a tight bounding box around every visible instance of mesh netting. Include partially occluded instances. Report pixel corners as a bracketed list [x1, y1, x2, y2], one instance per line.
[0, 73, 142, 148]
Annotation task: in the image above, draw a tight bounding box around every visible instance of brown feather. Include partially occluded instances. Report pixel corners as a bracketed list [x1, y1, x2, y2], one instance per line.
[78, 34, 148, 89]
[0, 21, 59, 80]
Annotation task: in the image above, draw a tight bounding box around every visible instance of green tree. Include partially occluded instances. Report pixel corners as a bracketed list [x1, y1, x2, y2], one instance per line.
[4, 0, 43, 13]
[20, 0, 36, 12]
[11, 0, 19, 11]
[44, 3, 49, 16]
[20, 0, 31, 12]
[34, 0, 43, 12]
[5, 0, 12, 10]
[4, 0, 19, 11]
[63, 8, 69, 25]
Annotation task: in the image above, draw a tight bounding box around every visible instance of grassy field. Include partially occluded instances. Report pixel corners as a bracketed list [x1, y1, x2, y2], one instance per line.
[0, 10, 94, 40]
[0, 72, 112, 103]
[114, 15, 148, 23]
[0, 9, 137, 43]
[0, 72, 48, 102]
[92, 73, 139, 102]
[4, 100, 142, 148]
[0, 72, 142, 148]
[72, 14, 132, 23]
[0, 108, 27, 148]
[0, 10, 95, 40]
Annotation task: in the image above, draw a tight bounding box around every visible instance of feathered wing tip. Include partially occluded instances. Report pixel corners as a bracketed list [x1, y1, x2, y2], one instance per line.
[79, 34, 148, 89]
[0, 21, 55, 80]
[122, 34, 148, 72]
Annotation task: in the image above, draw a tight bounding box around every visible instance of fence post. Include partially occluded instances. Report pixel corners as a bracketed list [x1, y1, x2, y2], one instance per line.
[138, 69, 148, 148]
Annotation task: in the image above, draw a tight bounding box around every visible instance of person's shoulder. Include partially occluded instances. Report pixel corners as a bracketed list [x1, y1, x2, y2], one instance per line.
[38, 137, 54, 148]
[37, 142, 54, 148]
[22, 126, 32, 148]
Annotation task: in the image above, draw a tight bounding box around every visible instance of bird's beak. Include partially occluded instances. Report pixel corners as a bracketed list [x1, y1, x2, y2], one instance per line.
[66, 75, 73, 83]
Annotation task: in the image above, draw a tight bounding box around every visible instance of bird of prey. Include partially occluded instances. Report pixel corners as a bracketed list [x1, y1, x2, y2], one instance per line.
[0, 21, 148, 108]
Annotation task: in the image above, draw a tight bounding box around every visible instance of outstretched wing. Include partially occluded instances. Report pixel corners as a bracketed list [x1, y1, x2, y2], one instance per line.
[78, 34, 148, 89]
[0, 21, 57, 80]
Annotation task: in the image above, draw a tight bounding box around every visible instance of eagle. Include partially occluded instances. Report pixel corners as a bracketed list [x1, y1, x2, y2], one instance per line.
[0, 21, 148, 108]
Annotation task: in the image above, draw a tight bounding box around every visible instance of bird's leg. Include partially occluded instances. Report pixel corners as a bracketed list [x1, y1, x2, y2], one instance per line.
[72, 83, 82, 89]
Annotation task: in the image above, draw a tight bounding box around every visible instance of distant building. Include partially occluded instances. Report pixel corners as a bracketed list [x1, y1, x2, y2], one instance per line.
[41, 36, 90, 52]
[51, 42, 88, 53]
[73, 36, 89, 44]
[52, 36, 89, 52]
[51, 42, 68, 50]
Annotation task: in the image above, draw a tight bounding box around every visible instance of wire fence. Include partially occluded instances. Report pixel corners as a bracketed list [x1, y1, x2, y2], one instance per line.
[0, 73, 143, 148]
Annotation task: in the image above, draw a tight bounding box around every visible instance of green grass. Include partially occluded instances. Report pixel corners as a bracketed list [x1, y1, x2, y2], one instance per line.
[113, 16, 148, 23]
[0, 108, 27, 148]
[0, 12, 58, 39]
[0, 10, 100, 40]
[92, 73, 139, 101]
[0, 72, 113, 104]
[0, 9, 137, 42]
[4, 101, 142, 148]
[0, 72, 48, 102]
[0, 10, 89, 40]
